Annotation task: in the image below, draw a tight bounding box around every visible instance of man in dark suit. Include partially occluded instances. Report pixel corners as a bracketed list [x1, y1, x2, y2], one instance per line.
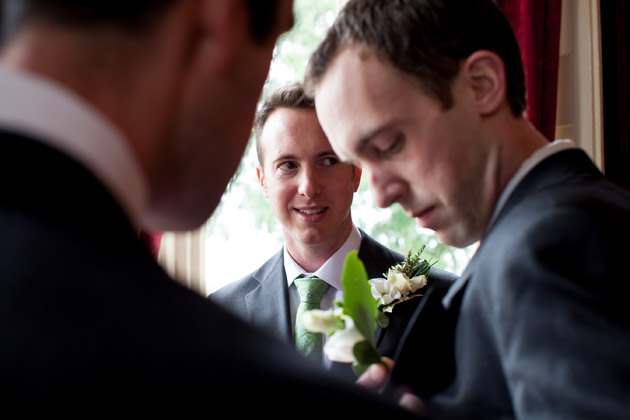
[211, 83, 456, 381]
[305, 0, 630, 418]
[0, 1, 420, 416]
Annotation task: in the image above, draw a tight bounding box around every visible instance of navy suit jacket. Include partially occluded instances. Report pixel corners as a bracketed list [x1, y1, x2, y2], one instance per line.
[394, 149, 630, 419]
[0, 129, 420, 418]
[211, 229, 457, 381]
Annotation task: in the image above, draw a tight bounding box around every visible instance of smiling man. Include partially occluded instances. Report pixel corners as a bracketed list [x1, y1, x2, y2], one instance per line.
[304, 0, 630, 418]
[211, 82, 456, 381]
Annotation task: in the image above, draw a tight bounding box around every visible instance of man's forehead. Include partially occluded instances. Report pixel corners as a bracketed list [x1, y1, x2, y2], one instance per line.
[262, 109, 334, 153]
[262, 107, 317, 137]
[313, 48, 376, 119]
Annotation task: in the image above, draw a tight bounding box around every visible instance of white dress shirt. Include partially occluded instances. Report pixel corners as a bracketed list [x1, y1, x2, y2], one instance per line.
[284, 224, 362, 367]
[0, 65, 148, 227]
[443, 139, 577, 307]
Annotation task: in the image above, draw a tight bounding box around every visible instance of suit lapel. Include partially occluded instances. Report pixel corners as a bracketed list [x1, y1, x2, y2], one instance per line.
[244, 251, 293, 343]
[386, 278, 463, 398]
[357, 230, 397, 279]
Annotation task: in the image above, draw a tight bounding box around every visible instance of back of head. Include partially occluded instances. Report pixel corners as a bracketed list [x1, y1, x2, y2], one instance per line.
[1, 1, 174, 37]
[1, 0, 291, 232]
[1, 0, 282, 41]
[254, 82, 314, 165]
[305, 0, 526, 116]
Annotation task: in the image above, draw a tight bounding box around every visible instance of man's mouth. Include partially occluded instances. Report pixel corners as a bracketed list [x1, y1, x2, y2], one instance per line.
[296, 207, 327, 215]
[411, 206, 436, 228]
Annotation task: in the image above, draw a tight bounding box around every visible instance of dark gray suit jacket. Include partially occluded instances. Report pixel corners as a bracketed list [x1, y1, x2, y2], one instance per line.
[211, 229, 457, 381]
[398, 149, 630, 419]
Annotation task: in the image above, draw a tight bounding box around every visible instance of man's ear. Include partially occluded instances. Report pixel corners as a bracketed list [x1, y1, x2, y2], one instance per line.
[352, 166, 362, 192]
[463, 50, 506, 116]
[256, 165, 269, 198]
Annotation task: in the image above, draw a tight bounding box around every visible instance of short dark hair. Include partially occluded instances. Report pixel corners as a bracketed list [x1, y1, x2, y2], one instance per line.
[1, 0, 283, 41]
[1, 1, 176, 36]
[254, 82, 315, 165]
[305, 0, 526, 117]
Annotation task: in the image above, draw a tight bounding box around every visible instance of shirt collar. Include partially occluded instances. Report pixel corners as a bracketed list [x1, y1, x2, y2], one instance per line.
[0, 65, 148, 227]
[284, 224, 362, 290]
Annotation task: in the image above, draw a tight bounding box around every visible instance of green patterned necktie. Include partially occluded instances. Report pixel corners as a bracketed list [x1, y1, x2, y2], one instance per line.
[294, 276, 329, 362]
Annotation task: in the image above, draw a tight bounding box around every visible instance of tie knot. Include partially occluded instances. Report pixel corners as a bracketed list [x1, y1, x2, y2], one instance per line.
[295, 276, 329, 305]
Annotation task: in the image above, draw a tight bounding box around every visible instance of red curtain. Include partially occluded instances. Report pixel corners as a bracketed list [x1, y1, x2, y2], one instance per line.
[139, 230, 162, 259]
[496, 0, 563, 141]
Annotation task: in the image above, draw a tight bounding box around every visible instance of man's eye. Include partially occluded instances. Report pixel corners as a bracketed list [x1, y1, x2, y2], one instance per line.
[278, 162, 297, 170]
[321, 157, 338, 166]
[376, 135, 403, 157]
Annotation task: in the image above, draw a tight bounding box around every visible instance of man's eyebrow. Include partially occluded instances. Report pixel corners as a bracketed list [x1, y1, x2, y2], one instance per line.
[317, 150, 338, 158]
[271, 154, 298, 164]
[272, 150, 336, 162]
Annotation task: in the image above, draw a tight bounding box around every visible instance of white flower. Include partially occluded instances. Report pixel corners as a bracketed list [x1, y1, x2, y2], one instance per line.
[301, 308, 341, 336]
[369, 269, 428, 306]
[407, 274, 428, 292]
[368, 277, 401, 305]
[303, 308, 366, 363]
[323, 314, 365, 363]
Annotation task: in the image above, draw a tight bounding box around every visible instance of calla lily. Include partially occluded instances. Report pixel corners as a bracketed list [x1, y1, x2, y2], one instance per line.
[323, 314, 365, 363]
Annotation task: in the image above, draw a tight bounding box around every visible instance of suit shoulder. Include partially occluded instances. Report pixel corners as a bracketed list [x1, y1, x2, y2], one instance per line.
[358, 230, 404, 261]
[428, 266, 458, 285]
[207, 273, 258, 322]
[210, 275, 256, 301]
[209, 250, 283, 305]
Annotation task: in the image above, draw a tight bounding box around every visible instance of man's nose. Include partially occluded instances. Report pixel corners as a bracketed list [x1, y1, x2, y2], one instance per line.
[297, 167, 322, 199]
[369, 168, 405, 209]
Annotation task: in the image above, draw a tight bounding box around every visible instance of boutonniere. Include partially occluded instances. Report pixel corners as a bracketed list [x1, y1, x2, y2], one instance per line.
[302, 248, 433, 376]
[369, 247, 433, 328]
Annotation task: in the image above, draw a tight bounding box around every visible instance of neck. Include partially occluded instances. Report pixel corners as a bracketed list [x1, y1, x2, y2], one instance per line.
[0, 4, 195, 195]
[497, 116, 550, 192]
[285, 223, 353, 273]
[468, 111, 550, 247]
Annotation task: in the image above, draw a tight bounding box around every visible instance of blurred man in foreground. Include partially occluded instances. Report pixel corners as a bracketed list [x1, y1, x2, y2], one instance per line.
[0, 1, 418, 416]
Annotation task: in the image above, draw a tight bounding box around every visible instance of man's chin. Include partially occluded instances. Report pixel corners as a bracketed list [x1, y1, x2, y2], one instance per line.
[143, 195, 220, 232]
[436, 227, 480, 249]
[298, 232, 325, 245]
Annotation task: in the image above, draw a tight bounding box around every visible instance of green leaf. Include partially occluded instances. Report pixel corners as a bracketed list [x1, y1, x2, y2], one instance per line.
[377, 310, 390, 328]
[352, 362, 369, 378]
[352, 340, 383, 377]
[341, 251, 378, 347]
